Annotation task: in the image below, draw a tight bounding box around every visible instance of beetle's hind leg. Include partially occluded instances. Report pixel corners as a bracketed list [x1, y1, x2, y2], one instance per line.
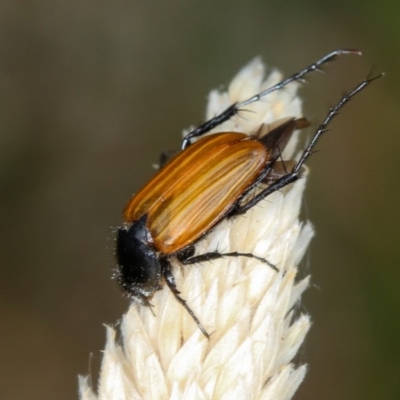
[179, 249, 278, 272]
[181, 49, 361, 150]
[161, 259, 210, 339]
[233, 75, 383, 216]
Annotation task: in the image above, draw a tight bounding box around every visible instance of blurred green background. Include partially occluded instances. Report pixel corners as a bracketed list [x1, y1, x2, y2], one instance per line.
[0, 1, 398, 399]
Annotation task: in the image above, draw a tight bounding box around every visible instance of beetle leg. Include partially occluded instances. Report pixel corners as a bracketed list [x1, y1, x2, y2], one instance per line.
[262, 160, 297, 184]
[226, 159, 282, 215]
[161, 259, 210, 339]
[180, 250, 278, 272]
[229, 117, 308, 212]
[158, 149, 179, 169]
[181, 49, 361, 149]
[234, 75, 383, 216]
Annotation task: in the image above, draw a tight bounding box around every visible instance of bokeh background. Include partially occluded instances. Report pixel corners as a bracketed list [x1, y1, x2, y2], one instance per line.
[1, 1, 398, 399]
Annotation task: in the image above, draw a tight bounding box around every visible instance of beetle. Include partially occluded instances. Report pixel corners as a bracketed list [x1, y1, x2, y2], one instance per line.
[115, 49, 381, 338]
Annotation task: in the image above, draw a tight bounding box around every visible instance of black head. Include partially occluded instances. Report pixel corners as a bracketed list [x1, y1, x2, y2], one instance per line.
[115, 214, 162, 304]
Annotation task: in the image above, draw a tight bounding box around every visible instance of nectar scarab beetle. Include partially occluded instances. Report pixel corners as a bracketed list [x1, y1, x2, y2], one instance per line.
[115, 50, 381, 338]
